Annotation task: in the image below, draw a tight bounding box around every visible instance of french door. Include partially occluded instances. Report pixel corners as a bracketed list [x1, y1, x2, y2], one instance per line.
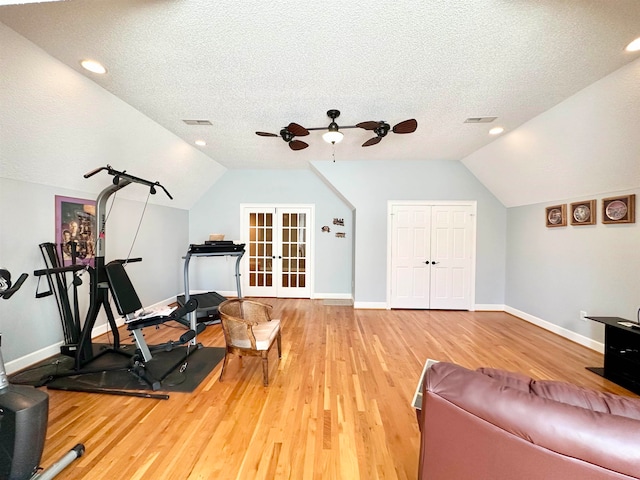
[242, 205, 313, 298]
[388, 202, 476, 310]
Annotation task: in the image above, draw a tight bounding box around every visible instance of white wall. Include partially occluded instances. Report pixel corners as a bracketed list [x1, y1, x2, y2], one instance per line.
[462, 57, 640, 208]
[188, 169, 353, 297]
[312, 159, 507, 307]
[0, 22, 226, 210]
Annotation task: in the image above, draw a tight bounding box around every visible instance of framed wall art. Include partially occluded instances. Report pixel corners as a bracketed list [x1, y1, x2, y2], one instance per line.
[570, 200, 596, 226]
[55, 195, 97, 266]
[601, 194, 635, 224]
[545, 204, 566, 228]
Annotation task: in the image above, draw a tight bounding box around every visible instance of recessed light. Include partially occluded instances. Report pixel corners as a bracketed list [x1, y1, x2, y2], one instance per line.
[625, 37, 640, 52]
[489, 126, 504, 135]
[195, 140, 207, 146]
[80, 59, 107, 74]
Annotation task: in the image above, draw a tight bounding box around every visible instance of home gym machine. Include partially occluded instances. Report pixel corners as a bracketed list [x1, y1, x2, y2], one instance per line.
[0, 268, 84, 480]
[33, 165, 199, 393]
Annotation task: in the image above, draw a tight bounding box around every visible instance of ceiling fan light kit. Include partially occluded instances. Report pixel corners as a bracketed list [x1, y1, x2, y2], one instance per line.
[256, 109, 417, 150]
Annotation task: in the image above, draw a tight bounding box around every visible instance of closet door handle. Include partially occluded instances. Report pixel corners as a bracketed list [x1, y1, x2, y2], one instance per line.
[431, 261, 440, 265]
[424, 261, 430, 264]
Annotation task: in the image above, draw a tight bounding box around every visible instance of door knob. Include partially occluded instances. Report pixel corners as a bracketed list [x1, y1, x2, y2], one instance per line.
[424, 261, 430, 264]
[432, 261, 440, 265]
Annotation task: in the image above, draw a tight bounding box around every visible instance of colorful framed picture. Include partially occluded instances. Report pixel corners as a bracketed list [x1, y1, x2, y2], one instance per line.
[55, 195, 97, 266]
[570, 200, 596, 226]
[545, 204, 566, 228]
[602, 194, 635, 224]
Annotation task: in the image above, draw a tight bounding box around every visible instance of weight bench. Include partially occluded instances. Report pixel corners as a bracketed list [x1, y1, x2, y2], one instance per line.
[104, 260, 200, 389]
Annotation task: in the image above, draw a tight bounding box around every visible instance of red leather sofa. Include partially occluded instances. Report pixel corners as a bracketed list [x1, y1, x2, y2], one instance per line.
[417, 362, 640, 479]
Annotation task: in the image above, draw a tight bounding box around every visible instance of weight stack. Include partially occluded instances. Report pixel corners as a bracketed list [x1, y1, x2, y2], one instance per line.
[0, 384, 48, 480]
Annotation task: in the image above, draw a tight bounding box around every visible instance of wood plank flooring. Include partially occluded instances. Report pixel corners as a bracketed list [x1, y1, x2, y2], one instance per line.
[34, 299, 636, 479]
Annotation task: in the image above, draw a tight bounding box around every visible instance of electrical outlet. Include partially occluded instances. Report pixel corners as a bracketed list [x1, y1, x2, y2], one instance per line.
[580, 310, 587, 322]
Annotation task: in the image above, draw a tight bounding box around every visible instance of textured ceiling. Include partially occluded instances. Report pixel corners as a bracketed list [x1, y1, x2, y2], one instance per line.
[1, 0, 640, 171]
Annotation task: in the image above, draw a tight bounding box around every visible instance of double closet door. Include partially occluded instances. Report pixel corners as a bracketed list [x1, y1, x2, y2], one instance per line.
[242, 205, 313, 298]
[389, 202, 476, 310]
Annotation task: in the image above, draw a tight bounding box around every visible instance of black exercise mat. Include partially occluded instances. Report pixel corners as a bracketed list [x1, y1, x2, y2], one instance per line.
[10, 344, 225, 394]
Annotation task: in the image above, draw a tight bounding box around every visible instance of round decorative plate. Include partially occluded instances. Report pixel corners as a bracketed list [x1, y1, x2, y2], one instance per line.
[573, 204, 590, 223]
[605, 200, 627, 221]
[548, 208, 562, 224]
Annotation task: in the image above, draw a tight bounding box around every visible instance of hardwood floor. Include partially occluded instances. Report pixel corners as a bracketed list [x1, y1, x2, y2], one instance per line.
[35, 299, 636, 479]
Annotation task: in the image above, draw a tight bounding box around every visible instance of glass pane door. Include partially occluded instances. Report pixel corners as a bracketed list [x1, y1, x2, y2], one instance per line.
[243, 205, 313, 298]
[248, 211, 275, 294]
[280, 212, 307, 290]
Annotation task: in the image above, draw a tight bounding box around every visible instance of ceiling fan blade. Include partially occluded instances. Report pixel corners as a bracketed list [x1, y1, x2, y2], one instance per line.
[362, 137, 382, 147]
[289, 140, 309, 151]
[356, 121, 380, 130]
[392, 119, 418, 134]
[287, 123, 309, 137]
[256, 131, 278, 137]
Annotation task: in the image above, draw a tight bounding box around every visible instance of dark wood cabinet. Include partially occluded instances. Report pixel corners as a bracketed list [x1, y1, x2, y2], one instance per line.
[586, 316, 640, 395]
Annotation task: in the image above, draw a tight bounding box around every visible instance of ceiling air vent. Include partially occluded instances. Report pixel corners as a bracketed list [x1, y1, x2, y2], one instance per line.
[464, 117, 497, 124]
[182, 119, 213, 126]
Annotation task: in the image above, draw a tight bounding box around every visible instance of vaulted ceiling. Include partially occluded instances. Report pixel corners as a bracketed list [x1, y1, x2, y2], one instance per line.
[2, 1, 640, 212]
[2, 0, 640, 176]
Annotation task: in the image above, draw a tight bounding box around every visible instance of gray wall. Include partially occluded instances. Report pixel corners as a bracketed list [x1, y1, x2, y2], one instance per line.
[312, 159, 507, 305]
[506, 189, 640, 343]
[0, 177, 188, 364]
[188, 169, 353, 297]
[0, 25, 196, 367]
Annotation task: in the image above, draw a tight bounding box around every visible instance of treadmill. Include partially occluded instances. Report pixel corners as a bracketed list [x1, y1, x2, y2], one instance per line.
[177, 241, 245, 327]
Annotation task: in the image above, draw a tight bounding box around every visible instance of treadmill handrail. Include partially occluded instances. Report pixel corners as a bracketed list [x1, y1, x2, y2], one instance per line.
[182, 245, 245, 345]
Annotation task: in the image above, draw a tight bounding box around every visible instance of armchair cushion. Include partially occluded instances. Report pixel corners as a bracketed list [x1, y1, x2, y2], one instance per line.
[231, 319, 281, 350]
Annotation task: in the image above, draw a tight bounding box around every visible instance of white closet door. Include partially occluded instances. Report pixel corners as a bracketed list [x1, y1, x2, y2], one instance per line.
[390, 204, 431, 308]
[389, 202, 475, 310]
[429, 205, 474, 310]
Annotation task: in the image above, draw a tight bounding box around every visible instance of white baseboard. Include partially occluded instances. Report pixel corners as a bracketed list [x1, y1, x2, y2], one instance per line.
[475, 303, 505, 311]
[214, 290, 238, 298]
[353, 301, 386, 309]
[505, 306, 604, 354]
[313, 293, 353, 300]
[5, 342, 64, 375]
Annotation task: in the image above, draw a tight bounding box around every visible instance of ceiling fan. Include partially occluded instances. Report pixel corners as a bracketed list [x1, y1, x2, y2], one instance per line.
[255, 110, 417, 150]
[356, 118, 418, 147]
[255, 122, 310, 151]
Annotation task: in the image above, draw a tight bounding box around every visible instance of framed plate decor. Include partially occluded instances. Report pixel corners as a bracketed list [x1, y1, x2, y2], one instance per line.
[602, 194, 635, 224]
[545, 204, 566, 228]
[570, 200, 596, 226]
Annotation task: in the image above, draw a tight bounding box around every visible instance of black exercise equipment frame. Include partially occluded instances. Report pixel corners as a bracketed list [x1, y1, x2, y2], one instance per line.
[32, 165, 199, 393]
[75, 165, 174, 370]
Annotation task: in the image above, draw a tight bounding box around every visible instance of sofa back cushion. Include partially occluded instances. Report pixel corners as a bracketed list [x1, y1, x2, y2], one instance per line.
[530, 379, 640, 421]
